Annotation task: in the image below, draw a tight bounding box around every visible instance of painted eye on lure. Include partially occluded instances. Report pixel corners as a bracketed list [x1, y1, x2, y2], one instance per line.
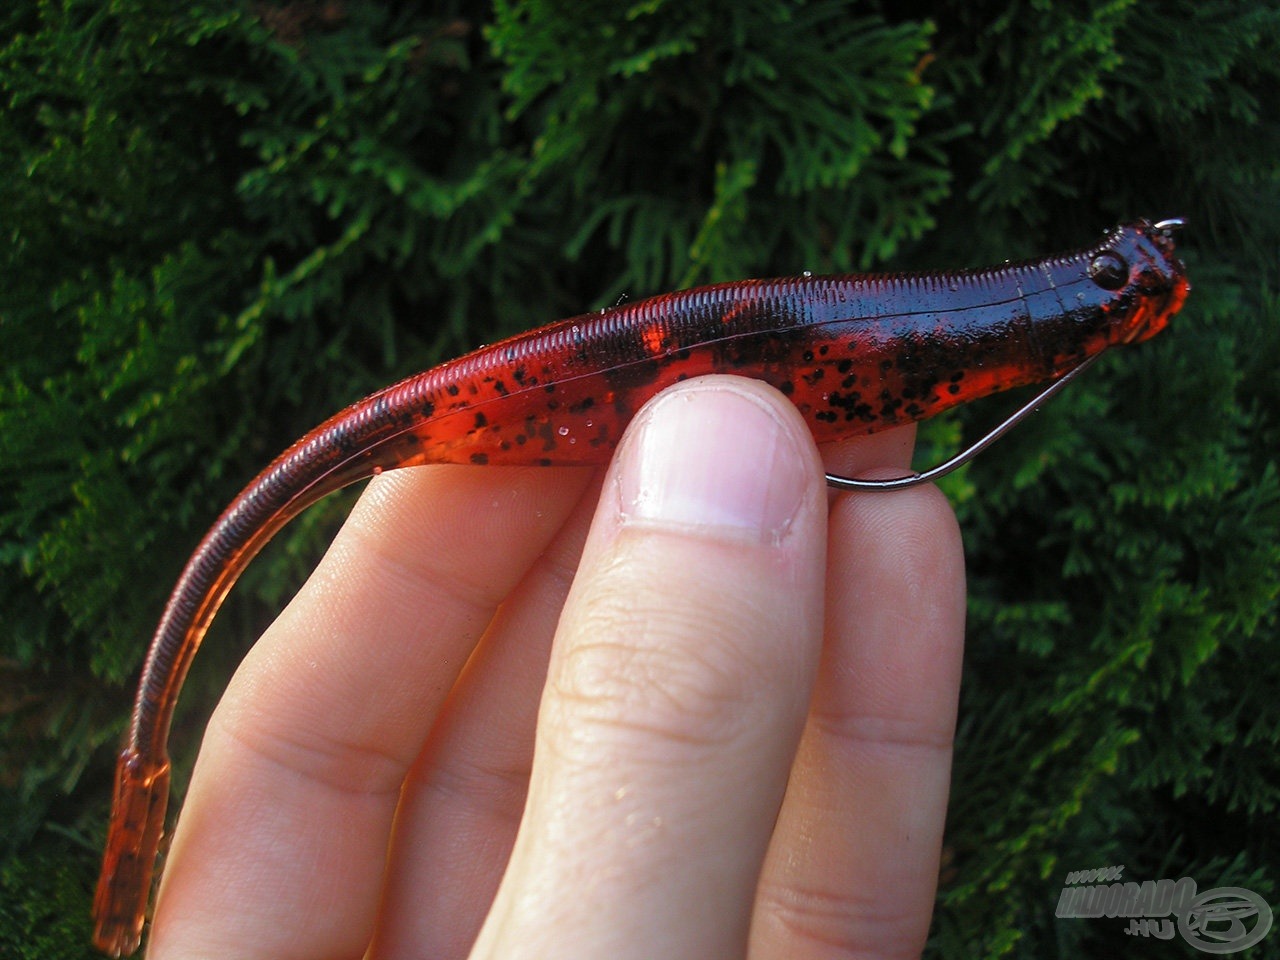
[93, 218, 1188, 956]
[1089, 251, 1129, 290]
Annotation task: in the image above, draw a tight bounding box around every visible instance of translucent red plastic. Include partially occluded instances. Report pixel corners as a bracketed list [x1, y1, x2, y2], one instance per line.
[94, 220, 1188, 955]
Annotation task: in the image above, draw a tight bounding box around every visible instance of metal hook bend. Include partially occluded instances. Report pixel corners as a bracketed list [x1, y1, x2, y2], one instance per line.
[824, 350, 1106, 491]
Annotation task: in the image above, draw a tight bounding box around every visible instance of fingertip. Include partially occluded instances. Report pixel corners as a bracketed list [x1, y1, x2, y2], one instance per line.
[830, 479, 965, 612]
[553, 375, 833, 750]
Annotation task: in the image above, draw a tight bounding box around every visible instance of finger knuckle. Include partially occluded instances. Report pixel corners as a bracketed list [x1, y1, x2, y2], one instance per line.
[548, 582, 776, 758]
[758, 880, 926, 959]
[807, 705, 955, 759]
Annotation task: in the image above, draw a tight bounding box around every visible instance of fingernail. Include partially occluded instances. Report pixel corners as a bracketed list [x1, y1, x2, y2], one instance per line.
[617, 383, 811, 543]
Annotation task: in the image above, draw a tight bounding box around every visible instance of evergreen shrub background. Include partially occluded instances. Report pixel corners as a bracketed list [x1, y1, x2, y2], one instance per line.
[1, 1, 1277, 956]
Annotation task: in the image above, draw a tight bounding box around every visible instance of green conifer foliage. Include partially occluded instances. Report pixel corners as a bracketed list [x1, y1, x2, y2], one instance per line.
[1, 2, 1276, 956]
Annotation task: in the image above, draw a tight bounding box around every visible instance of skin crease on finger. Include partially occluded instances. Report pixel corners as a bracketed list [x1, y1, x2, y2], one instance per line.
[141, 376, 961, 960]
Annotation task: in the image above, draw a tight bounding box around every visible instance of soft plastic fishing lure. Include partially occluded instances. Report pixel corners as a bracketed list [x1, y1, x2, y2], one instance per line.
[93, 219, 1188, 955]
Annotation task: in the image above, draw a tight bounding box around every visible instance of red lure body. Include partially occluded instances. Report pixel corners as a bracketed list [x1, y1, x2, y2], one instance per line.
[93, 220, 1188, 955]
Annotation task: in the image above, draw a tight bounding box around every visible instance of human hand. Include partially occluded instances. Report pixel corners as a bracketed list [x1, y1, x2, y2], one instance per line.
[143, 374, 965, 959]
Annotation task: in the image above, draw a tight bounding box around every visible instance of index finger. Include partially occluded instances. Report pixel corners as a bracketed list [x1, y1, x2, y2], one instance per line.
[145, 464, 593, 959]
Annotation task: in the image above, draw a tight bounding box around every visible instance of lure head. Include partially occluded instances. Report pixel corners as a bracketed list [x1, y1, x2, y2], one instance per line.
[1089, 218, 1190, 344]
